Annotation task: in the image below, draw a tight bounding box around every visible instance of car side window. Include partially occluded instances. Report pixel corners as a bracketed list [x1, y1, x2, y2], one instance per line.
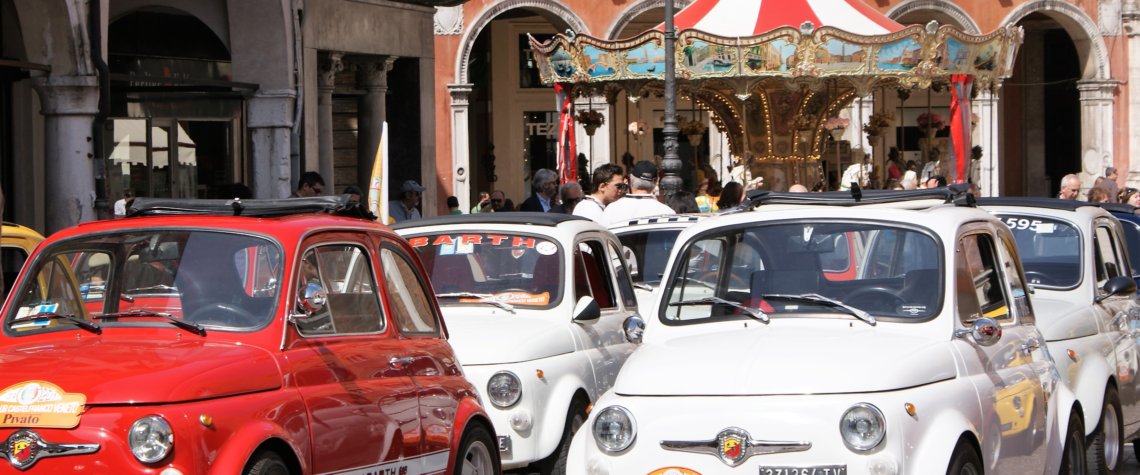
[608, 241, 638, 309]
[575, 241, 616, 309]
[957, 233, 1010, 323]
[1093, 225, 1125, 285]
[380, 246, 440, 335]
[295, 245, 384, 337]
[997, 234, 1034, 324]
[1117, 220, 1140, 278]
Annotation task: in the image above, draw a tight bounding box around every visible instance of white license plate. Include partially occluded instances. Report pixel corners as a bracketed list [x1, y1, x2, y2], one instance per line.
[757, 466, 846, 475]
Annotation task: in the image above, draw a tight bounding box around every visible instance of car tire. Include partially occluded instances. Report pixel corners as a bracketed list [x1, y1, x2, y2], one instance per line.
[245, 450, 290, 475]
[1062, 409, 1089, 475]
[455, 422, 500, 475]
[1088, 386, 1124, 474]
[946, 439, 983, 475]
[535, 397, 589, 475]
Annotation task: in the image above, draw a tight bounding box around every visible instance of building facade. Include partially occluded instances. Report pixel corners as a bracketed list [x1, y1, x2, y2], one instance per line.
[433, 0, 1137, 212]
[1, 0, 449, 234]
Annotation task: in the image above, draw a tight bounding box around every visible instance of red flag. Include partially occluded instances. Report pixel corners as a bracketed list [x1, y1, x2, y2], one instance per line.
[555, 84, 577, 183]
[949, 75, 973, 185]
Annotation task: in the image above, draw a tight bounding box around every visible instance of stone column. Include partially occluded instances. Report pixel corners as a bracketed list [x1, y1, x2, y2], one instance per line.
[1077, 79, 1118, 191]
[317, 51, 344, 191]
[1021, 30, 1048, 197]
[248, 89, 297, 198]
[449, 84, 473, 211]
[974, 91, 1000, 196]
[1124, 1, 1140, 188]
[356, 56, 397, 191]
[574, 95, 611, 171]
[32, 75, 99, 234]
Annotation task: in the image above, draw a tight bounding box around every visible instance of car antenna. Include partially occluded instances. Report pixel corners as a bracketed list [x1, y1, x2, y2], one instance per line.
[230, 198, 245, 216]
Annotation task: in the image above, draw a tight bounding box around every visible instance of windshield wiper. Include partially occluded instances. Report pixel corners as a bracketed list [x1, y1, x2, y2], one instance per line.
[13, 312, 101, 334]
[125, 284, 178, 294]
[94, 310, 206, 336]
[435, 292, 517, 314]
[759, 293, 876, 326]
[668, 297, 768, 323]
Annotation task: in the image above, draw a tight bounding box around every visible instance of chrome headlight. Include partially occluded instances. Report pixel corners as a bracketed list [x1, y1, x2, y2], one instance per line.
[129, 415, 173, 463]
[487, 371, 522, 408]
[593, 406, 636, 452]
[840, 403, 886, 451]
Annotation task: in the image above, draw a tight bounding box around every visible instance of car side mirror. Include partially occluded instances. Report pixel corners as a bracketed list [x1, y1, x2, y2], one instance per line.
[623, 314, 645, 343]
[954, 317, 1002, 347]
[296, 282, 327, 317]
[1097, 275, 1137, 303]
[573, 296, 601, 322]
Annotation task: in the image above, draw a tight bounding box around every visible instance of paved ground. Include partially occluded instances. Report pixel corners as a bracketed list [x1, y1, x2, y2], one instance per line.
[1126, 443, 1140, 473]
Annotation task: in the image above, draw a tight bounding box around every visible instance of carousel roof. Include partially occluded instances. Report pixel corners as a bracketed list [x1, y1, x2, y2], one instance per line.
[663, 0, 903, 37]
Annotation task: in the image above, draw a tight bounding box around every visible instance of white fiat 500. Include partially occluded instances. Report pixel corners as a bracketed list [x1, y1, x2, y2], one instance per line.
[979, 198, 1140, 473]
[569, 189, 1083, 475]
[394, 212, 642, 472]
[610, 214, 705, 310]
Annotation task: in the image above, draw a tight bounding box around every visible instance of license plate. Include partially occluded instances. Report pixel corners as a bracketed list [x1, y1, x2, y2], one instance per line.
[757, 466, 846, 475]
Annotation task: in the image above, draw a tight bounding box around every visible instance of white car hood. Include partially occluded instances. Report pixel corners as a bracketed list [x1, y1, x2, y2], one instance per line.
[615, 325, 955, 396]
[442, 307, 575, 365]
[1030, 295, 1098, 341]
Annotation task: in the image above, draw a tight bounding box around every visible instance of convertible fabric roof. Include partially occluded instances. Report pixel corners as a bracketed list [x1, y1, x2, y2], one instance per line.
[659, 0, 904, 36]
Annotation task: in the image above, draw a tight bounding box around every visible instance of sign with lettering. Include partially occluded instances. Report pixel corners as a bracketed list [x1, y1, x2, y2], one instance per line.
[0, 381, 86, 429]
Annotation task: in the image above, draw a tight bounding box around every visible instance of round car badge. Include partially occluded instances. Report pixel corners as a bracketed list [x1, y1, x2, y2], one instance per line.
[716, 428, 751, 467]
[535, 241, 557, 256]
[6, 430, 41, 470]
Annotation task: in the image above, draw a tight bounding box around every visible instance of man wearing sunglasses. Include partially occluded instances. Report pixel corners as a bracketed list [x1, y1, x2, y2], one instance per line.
[602, 160, 673, 226]
[572, 163, 625, 221]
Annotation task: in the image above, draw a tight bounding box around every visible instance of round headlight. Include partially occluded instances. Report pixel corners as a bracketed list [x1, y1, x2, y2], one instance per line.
[593, 406, 636, 453]
[840, 403, 886, 452]
[129, 415, 174, 463]
[487, 371, 522, 408]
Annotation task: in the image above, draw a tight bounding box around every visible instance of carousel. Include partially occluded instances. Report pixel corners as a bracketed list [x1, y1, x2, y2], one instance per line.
[529, 0, 1023, 190]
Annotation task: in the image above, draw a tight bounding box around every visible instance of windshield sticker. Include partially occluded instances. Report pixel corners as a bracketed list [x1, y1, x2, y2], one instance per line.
[536, 241, 558, 256]
[409, 234, 540, 249]
[461, 291, 550, 306]
[0, 381, 86, 429]
[901, 305, 927, 316]
[803, 225, 813, 243]
[13, 304, 59, 323]
[1002, 217, 1053, 233]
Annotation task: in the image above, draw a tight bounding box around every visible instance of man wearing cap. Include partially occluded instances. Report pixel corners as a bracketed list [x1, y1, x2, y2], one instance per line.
[601, 160, 674, 226]
[1097, 167, 1120, 203]
[392, 180, 425, 223]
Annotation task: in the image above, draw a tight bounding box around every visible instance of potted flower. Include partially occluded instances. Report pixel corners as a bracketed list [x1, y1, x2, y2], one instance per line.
[679, 118, 707, 146]
[577, 109, 605, 136]
[916, 112, 945, 137]
[628, 120, 647, 141]
[863, 112, 894, 140]
[823, 116, 849, 141]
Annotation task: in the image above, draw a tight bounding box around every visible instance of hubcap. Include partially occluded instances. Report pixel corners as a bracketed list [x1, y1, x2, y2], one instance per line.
[461, 440, 493, 475]
[1105, 405, 1120, 470]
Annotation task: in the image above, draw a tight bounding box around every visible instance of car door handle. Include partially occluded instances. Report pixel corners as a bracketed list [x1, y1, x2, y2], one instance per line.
[389, 356, 415, 368]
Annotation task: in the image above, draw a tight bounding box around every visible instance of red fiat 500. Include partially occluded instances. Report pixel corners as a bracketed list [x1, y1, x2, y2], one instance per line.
[0, 197, 499, 475]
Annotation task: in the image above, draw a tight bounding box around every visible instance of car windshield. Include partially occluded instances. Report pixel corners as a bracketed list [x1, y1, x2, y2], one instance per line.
[5, 230, 282, 334]
[993, 214, 1081, 289]
[408, 232, 563, 309]
[662, 222, 942, 324]
[618, 229, 682, 285]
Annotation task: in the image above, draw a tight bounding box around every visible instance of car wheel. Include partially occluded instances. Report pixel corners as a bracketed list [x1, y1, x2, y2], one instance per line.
[245, 450, 290, 475]
[535, 397, 589, 475]
[946, 440, 983, 475]
[1088, 385, 1124, 474]
[1062, 409, 1089, 475]
[455, 422, 499, 475]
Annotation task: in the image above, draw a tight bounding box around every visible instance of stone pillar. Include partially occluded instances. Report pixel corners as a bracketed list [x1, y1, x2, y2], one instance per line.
[574, 95, 611, 170]
[248, 89, 297, 198]
[1124, 1, 1140, 188]
[449, 84, 473, 211]
[1021, 30, 1048, 197]
[419, 58, 437, 215]
[974, 91, 1000, 196]
[356, 56, 397, 191]
[1077, 79, 1118, 191]
[32, 75, 99, 234]
[317, 52, 343, 191]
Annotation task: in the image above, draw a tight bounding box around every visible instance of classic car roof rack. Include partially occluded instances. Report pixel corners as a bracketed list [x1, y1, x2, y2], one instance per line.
[127, 195, 377, 219]
[975, 197, 1112, 212]
[390, 212, 589, 230]
[736, 183, 974, 210]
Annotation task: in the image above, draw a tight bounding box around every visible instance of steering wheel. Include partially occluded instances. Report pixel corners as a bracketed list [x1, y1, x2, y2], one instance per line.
[187, 302, 259, 328]
[843, 287, 905, 313]
[1022, 271, 1057, 286]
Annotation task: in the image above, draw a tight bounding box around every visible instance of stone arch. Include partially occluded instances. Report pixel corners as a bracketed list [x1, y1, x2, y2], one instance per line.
[10, 0, 91, 75]
[605, 0, 690, 40]
[109, 0, 231, 51]
[455, 0, 588, 84]
[886, 0, 981, 34]
[1002, 0, 1110, 81]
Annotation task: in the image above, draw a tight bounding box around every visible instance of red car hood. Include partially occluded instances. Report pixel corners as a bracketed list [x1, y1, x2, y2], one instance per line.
[0, 337, 281, 404]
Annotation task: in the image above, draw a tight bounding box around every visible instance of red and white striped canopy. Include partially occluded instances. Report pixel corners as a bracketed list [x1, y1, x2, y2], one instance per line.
[662, 0, 904, 37]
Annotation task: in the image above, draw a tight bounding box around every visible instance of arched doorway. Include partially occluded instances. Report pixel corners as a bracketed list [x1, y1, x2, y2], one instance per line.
[106, 8, 245, 201]
[454, 2, 586, 207]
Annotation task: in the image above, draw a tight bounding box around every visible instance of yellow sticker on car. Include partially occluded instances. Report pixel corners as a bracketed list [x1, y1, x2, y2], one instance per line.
[0, 381, 86, 428]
